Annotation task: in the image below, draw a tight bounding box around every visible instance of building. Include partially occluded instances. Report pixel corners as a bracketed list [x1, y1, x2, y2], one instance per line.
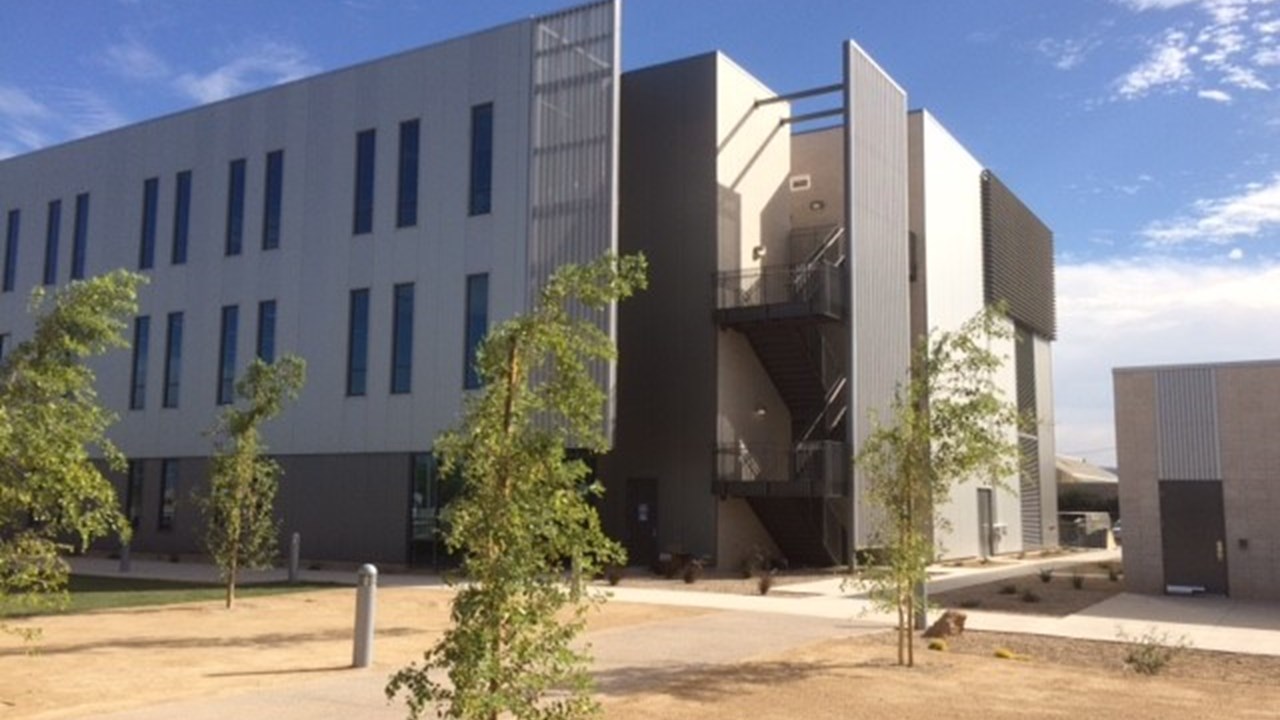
[1114, 360, 1280, 600]
[0, 0, 1055, 570]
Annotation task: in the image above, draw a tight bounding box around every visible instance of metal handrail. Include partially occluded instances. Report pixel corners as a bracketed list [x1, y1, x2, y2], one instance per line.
[713, 440, 849, 496]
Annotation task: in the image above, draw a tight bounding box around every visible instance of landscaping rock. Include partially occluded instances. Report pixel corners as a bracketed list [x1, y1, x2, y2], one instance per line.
[923, 610, 967, 638]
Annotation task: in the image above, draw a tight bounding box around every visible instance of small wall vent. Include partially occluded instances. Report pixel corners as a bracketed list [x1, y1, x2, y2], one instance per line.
[789, 174, 812, 192]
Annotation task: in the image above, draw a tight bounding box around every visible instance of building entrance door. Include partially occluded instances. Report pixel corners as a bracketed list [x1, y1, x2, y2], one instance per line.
[626, 478, 658, 569]
[1159, 480, 1228, 595]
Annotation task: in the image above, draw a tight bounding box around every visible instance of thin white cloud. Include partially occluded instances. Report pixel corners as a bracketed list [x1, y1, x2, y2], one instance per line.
[102, 36, 170, 80]
[1256, 47, 1280, 65]
[59, 88, 129, 138]
[1037, 37, 1099, 70]
[1117, 0, 1200, 10]
[1197, 87, 1235, 100]
[0, 84, 52, 120]
[1143, 174, 1280, 244]
[1055, 258, 1280, 466]
[1228, 246, 1245, 259]
[1222, 63, 1271, 88]
[1115, 30, 1194, 97]
[174, 41, 317, 104]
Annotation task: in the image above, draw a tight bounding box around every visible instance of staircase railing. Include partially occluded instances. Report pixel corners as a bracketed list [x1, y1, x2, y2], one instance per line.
[713, 440, 848, 497]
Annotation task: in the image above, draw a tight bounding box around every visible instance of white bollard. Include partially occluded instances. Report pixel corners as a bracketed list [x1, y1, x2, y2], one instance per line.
[353, 564, 378, 668]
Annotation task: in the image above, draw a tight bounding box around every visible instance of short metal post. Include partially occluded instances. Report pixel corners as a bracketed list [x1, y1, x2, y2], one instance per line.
[288, 532, 301, 584]
[119, 542, 132, 573]
[353, 564, 378, 668]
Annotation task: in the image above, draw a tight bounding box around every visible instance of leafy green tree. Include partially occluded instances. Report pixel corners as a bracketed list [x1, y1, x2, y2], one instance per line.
[201, 356, 306, 609]
[0, 270, 144, 622]
[854, 306, 1022, 667]
[387, 253, 647, 720]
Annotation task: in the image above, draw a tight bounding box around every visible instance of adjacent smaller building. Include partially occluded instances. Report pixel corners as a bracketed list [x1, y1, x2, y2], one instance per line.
[1114, 359, 1280, 600]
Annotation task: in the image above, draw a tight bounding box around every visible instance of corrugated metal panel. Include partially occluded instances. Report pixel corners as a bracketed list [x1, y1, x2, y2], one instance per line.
[982, 171, 1056, 340]
[1156, 367, 1222, 480]
[1020, 435, 1042, 547]
[843, 43, 910, 547]
[526, 1, 620, 438]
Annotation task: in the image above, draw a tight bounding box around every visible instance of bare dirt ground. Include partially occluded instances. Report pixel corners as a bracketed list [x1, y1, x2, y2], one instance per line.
[932, 561, 1127, 616]
[5, 583, 1280, 720]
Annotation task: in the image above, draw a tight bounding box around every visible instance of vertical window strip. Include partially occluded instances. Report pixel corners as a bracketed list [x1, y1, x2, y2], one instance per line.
[158, 459, 177, 530]
[257, 299, 277, 363]
[3, 209, 19, 292]
[163, 311, 183, 408]
[140, 177, 158, 269]
[43, 199, 60, 286]
[226, 158, 246, 256]
[129, 315, 150, 410]
[71, 193, 89, 280]
[346, 288, 369, 396]
[391, 283, 414, 394]
[464, 273, 489, 389]
[172, 170, 191, 265]
[469, 103, 493, 216]
[0, 333, 7, 364]
[397, 119, 420, 228]
[353, 129, 376, 235]
[216, 305, 238, 405]
[263, 150, 283, 250]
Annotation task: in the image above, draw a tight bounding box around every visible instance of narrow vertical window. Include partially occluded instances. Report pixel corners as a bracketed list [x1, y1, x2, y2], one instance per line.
[43, 199, 60, 286]
[129, 316, 150, 410]
[391, 283, 414, 394]
[469, 103, 493, 216]
[262, 149, 283, 250]
[257, 299, 277, 363]
[226, 158, 246, 256]
[163, 311, 183, 408]
[397, 119, 420, 228]
[464, 273, 489, 389]
[158, 459, 177, 530]
[216, 305, 238, 405]
[172, 170, 191, 264]
[346, 288, 369, 396]
[125, 460, 145, 529]
[3, 209, 18, 292]
[353, 129, 376, 235]
[0, 333, 7, 363]
[139, 177, 158, 269]
[71, 193, 89, 280]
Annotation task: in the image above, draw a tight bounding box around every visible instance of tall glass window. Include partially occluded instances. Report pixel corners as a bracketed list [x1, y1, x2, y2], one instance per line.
[129, 316, 150, 410]
[171, 170, 191, 264]
[225, 158, 246, 256]
[71, 193, 89, 280]
[257, 299, 277, 363]
[125, 460, 145, 530]
[397, 119, 419, 228]
[216, 305, 238, 405]
[163, 311, 183, 408]
[158, 459, 177, 530]
[262, 149, 283, 250]
[469, 103, 493, 216]
[391, 283, 414, 394]
[42, 199, 60, 286]
[346, 288, 369, 396]
[353, 129, 376, 235]
[464, 273, 489, 389]
[139, 177, 158, 269]
[3, 209, 19, 292]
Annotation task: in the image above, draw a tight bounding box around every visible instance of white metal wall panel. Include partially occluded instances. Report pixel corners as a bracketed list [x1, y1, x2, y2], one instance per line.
[843, 42, 910, 547]
[1156, 367, 1222, 481]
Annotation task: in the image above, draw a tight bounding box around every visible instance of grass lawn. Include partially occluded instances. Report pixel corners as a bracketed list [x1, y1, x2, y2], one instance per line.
[1, 574, 342, 617]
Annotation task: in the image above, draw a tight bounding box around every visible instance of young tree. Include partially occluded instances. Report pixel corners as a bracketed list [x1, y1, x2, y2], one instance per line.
[854, 306, 1022, 667]
[387, 253, 647, 720]
[0, 270, 144, 620]
[201, 356, 306, 609]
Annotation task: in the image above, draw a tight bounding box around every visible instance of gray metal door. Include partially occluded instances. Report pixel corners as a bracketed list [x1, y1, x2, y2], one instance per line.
[1159, 481, 1228, 595]
[626, 478, 659, 569]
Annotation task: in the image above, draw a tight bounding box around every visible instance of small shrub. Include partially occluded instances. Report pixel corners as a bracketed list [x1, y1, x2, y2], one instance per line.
[959, 599, 982, 609]
[1038, 568, 1053, 583]
[1108, 566, 1121, 582]
[605, 565, 624, 586]
[757, 572, 774, 596]
[998, 584, 1018, 595]
[928, 639, 948, 652]
[1015, 551, 1026, 560]
[168, 553, 181, 563]
[1071, 573, 1084, 590]
[993, 647, 1018, 660]
[682, 559, 703, 584]
[1120, 628, 1190, 675]
[1020, 589, 1041, 603]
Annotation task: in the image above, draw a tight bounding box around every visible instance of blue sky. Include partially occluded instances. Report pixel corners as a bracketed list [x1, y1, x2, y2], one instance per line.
[3, 0, 1280, 466]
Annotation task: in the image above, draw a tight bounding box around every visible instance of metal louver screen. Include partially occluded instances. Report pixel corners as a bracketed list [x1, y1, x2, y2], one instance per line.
[982, 171, 1056, 340]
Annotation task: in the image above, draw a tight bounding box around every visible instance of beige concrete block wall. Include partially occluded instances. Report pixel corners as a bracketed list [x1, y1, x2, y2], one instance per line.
[1113, 370, 1163, 593]
[1216, 365, 1280, 600]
